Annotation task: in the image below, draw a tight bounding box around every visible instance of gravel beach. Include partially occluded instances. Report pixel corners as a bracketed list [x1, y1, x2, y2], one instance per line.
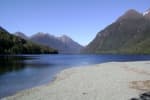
[2, 61, 150, 100]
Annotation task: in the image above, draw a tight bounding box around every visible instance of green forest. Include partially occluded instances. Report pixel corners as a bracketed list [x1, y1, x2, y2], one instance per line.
[0, 27, 58, 54]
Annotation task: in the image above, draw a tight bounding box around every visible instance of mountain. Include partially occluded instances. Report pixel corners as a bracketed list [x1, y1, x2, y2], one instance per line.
[0, 26, 9, 33]
[14, 32, 28, 40]
[58, 35, 83, 53]
[30, 33, 83, 54]
[83, 9, 150, 54]
[0, 26, 58, 54]
[143, 8, 150, 19]
[30, 32, 65, 53]
[143, 8, 150, 15]
[117, 9, 143, 21]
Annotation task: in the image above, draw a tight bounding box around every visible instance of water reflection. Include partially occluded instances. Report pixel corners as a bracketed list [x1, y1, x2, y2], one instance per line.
[0, 56, 27, 75]
[0, 55, 48, 75]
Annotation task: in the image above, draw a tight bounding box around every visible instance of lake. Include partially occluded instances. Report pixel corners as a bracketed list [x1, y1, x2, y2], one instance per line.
[0, 54, 150, 98]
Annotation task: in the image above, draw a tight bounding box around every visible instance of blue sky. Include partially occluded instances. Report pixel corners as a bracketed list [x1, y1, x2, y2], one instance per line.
[0, 0, 149, 45]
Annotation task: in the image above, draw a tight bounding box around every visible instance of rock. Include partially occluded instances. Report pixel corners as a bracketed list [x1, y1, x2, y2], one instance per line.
[130, 98, 139, 100]
[130, 92, 150, 100]
[140, 92, 150, 100]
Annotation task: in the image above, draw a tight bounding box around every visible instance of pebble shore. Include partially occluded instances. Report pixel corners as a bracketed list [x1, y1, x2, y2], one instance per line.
[2, 61, 150, 100]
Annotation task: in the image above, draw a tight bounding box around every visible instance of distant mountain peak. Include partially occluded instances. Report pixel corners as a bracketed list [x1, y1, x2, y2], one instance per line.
[15, 32, 26, 36]
[125, 9, 139, 14]
[31, 32, 55, 38]
[14, 32, 28, 40]
[143, 8, 150, 16]
[117, 9, 142, 21]
[61, 34, 70, 38]
[34, 32, 48, 36]
[58, 35, 72, 42]
[30, 33, 83, 54]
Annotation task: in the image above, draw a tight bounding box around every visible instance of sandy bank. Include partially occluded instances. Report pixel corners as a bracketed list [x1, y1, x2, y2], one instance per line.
[2, 61, 150, 100]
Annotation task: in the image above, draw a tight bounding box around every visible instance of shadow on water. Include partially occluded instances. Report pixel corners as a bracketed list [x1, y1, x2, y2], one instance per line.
[0, 55, 53, 75]
[0, 56, 27, 75]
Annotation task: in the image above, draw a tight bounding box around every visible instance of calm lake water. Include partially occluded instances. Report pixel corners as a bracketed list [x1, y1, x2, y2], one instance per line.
[0, 54, 150, 98]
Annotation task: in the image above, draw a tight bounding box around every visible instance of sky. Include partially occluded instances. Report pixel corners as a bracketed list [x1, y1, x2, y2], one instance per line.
[0, 0, 150, 46]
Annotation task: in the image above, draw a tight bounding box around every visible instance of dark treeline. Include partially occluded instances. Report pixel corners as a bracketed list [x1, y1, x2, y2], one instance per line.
[0, 26, 58, 54]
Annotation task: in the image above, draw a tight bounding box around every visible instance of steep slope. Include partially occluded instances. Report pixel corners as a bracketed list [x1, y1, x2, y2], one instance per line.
[83, 9, 150, 54]
[0, 26, 58, 54]
[30, 33, 83, 54]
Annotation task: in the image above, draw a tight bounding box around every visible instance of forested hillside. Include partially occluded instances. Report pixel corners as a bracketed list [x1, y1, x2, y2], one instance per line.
[0, 26, 58, 54]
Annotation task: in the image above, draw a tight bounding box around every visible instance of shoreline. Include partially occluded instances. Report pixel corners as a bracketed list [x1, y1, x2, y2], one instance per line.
[2, 61, 150, 100]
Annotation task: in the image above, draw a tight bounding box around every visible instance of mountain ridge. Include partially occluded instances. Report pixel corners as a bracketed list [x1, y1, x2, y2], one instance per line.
[15, 32, 28, 40]
[15, 32, 83, 54]
[82, 8, 150, 54]
[143, 8, 150, 20]
[143, 8, 150, 16]
[117, 9, 143, 21]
